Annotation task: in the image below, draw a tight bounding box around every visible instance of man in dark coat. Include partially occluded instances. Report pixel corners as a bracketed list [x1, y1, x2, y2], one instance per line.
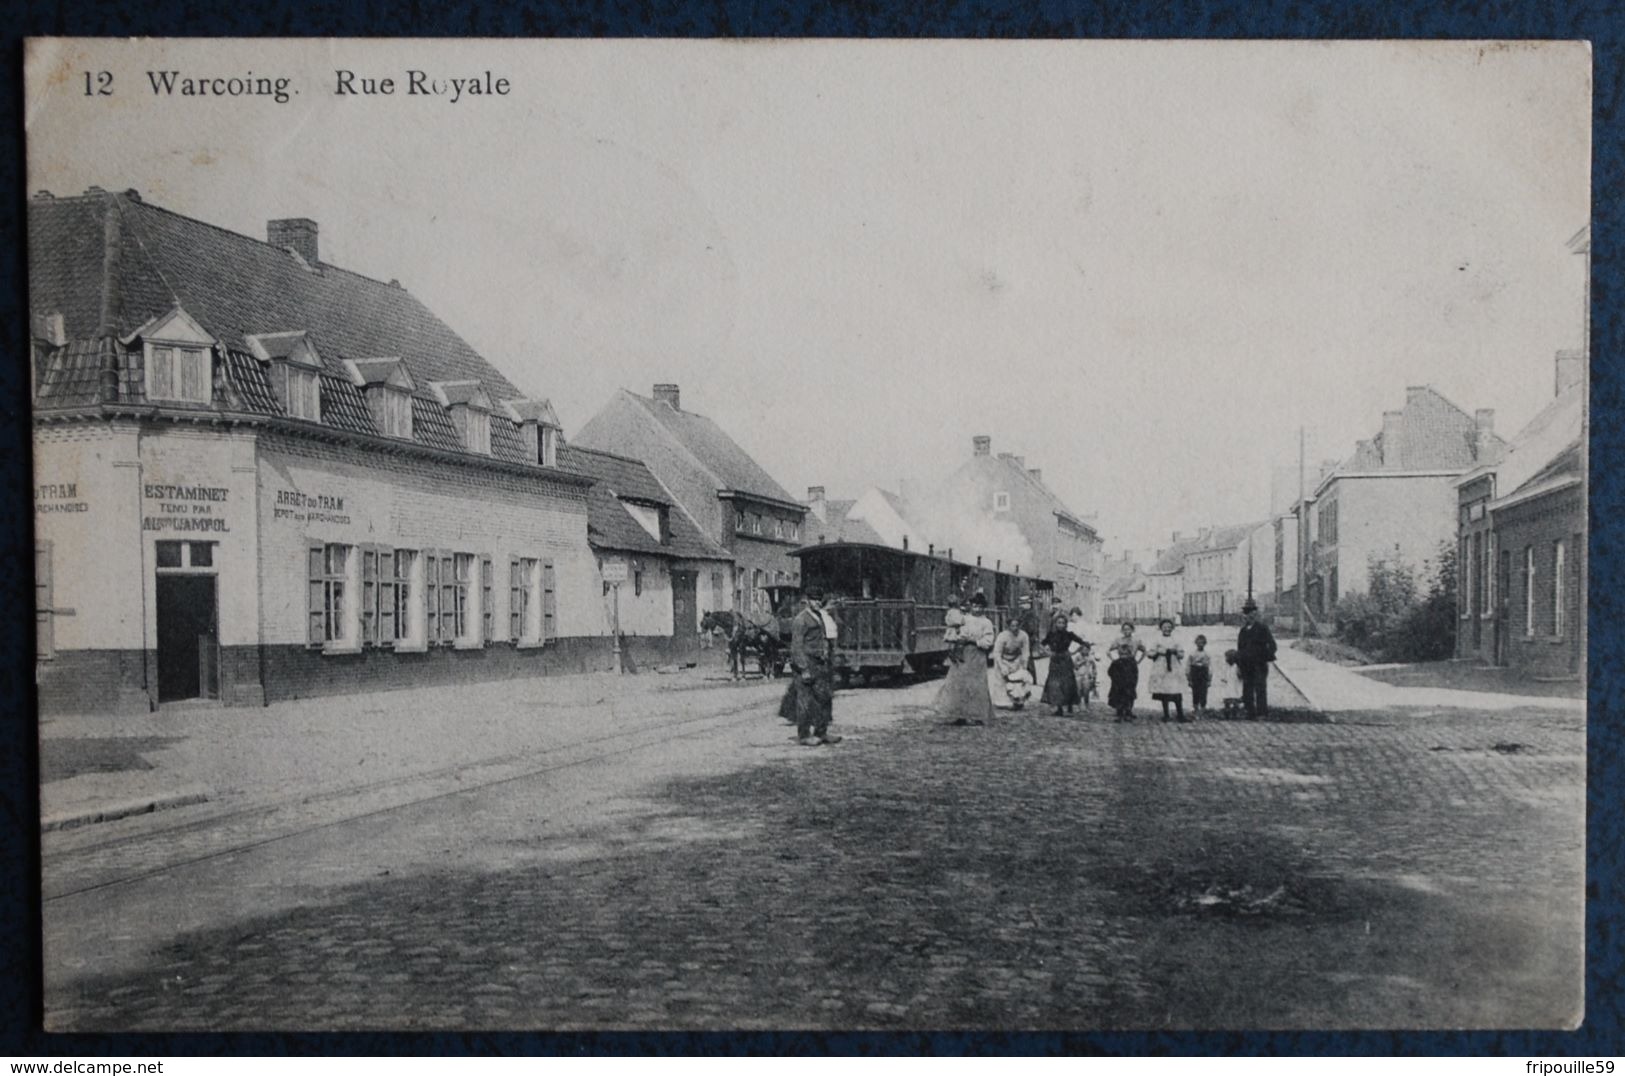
[1234, 598, 1278, 719]
[790, 586, 841, 746]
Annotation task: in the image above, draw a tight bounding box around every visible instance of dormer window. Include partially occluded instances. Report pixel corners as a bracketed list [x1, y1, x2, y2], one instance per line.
[148, 344, 213, 403]
[465, 408, 491, 455]
[246, 330, 324, 421]
[349, 358, 416, 440]
[125, 307, 217, 405]
[431, 380, 494, 456]
[502, 397, 563, 468]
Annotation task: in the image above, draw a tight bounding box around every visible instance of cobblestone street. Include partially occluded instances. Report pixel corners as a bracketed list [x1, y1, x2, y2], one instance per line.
[43, 665, 1584, 1032]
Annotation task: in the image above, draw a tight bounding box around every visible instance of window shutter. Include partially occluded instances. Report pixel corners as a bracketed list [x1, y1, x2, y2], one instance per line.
[424, 550, 441, 643]
[377, 545, 396, 644]
[482, 556, 494, 643]
[542, 559, 556, 641]
[509, 557, 522, 640]
[308, 542, 326, 647]
[361, 546, 378, 646]
[35, 541, 53, 661]
[440, 552, 457, 643]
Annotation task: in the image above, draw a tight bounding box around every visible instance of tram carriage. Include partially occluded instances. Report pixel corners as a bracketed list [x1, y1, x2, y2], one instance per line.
[790, 540, 1055, 680]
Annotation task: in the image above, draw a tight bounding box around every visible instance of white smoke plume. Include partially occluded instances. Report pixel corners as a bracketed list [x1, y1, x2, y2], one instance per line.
[902, 480, 1036, 576]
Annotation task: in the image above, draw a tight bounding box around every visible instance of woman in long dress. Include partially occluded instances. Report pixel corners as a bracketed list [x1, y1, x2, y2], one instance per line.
[1040, 612, 1087, 715]
[936, 593, 996, 725]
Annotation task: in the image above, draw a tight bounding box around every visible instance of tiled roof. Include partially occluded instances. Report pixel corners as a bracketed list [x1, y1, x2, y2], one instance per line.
[411, 396, 463, 452]
[573, 446, 673, 505]
[490, 416, 527, 463]
[1489, 388, 1584, 501]
[29, 190, 582, 473]
[318, 374, 378, 435]
[29, 192, 522, 398]
[807, 499, 888, 547]
[1339, 385, 1505, 475]
[34, 337, 107, 408]
[1193, 523, 1265, 554]
[1104, 571, 1147, 599]
[221, 349, 282, 415]
[574, 447, 728, 560]
[625, 390, 801, 507]
[1148, 538, 1205, 575]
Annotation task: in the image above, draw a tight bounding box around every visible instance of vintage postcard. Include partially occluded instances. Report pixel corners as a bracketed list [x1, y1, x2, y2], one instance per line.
[25, 38, 1589, 1031]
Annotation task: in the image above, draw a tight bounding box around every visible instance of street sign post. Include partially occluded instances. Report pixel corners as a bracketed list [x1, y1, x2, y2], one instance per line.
[602, 559, 628, 673]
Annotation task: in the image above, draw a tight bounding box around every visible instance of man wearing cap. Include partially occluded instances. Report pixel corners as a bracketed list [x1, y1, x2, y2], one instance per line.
[1234, 599, 1278, 719]
[790, 586, 842, 746]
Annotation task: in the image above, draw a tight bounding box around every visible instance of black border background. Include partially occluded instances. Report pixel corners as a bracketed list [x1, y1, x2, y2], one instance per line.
[1, 1, 1620, 1056]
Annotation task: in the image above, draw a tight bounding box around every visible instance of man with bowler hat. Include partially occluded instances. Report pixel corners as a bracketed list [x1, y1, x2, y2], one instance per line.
[791, 585, 842, 746]
[1234, 598, 1278, 719]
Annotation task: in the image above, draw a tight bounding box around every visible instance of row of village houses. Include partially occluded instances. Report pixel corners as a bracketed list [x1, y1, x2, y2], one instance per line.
[29, 188, 1106, 714]
[1102, 224, 1588, 682]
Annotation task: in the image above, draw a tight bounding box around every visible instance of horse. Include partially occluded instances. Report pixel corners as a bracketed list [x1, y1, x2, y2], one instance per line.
[704, 609, 788, 680]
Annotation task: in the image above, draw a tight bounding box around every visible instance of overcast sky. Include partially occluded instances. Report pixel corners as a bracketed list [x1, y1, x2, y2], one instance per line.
[27, 39, 1590, 555]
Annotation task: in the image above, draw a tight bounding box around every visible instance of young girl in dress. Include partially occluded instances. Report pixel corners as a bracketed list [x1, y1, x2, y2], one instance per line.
[1106, 621, 1145, 721]
[1146, 617, 1187, 722]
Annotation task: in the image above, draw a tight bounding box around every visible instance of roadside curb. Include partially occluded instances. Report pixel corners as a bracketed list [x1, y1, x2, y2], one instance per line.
[1270, 659, 1324, 713]
[41, 787, 212, 833]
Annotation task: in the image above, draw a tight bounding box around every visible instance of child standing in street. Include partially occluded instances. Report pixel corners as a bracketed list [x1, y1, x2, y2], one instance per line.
[1146, 617, 1187, 722]
[1106, 621, 1145, 721]
[1187, 634, 1213, 717]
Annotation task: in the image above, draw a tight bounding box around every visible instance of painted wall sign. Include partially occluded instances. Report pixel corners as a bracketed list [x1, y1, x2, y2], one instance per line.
[143, 482, 230, 533]
[35, 481, 88, 514]
[272, 487, 351, 526]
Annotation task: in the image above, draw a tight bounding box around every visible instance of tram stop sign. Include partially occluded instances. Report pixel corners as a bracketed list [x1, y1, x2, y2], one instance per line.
[601, 559, 629, 585]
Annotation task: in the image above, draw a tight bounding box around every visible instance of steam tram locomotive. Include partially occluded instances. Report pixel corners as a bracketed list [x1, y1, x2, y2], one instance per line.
[789, 540, 1055, 682]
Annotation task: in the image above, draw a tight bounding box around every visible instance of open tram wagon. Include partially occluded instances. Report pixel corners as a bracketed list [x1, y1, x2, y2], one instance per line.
[790, 540, 1054, 682]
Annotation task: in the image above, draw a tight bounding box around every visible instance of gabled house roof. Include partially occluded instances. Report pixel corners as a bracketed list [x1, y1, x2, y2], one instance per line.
[618, 389, 801, 508]
[1103, 570, 1148, 600]
[572, 447, 730, 561]
[1484, 387, 1584, 510]
[29, 189, 579, 474]
[1191, 522, 1267, 554]
[1148, 537, 1206, 575]
[1319, 385, 1505, 493]
[806, 498, 889, 547]
[1473, 387, 1584, 499]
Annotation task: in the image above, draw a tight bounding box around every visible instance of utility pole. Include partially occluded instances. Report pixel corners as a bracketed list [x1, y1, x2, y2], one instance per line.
[1297, 425, 1308, 640]
[612, 581, 623, 674]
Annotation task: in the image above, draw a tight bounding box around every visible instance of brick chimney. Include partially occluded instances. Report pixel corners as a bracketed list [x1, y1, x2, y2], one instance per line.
[807, 485, 825, 504]
[1380, 410, 1405, 469]
[652, 383, 681, 411]
[973, 436, 991, 457]
[1555, 349, 1584, 396]
[1027, 467, 1043, 483]
[268, 218, 319, 264]
[1473, 408, 1497, 459]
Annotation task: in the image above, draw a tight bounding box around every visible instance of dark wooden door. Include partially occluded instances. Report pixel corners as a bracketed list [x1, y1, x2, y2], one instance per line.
[670, 570, 698, 645]
[1495, 549, 1511, 666]
[156, 574, 217, 702]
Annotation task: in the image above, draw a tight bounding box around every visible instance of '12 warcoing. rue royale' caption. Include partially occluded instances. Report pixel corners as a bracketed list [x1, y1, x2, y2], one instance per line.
[78, 69, 512, 105]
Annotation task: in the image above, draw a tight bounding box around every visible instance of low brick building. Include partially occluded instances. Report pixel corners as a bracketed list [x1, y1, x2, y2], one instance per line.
[573, 446, 731, 659]
[31, 188, 623, 714]
[1305, 385, 1504, 617]
[1454, 350, 1585, 677]
[573, 384, 808, 617]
